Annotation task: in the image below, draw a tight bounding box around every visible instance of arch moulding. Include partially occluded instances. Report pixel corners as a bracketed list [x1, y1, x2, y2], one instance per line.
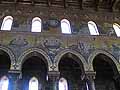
[17, 48, 52, 71]
[54, 49, 88, 71]
[0, 46, 16, 70]
[88, 49, 120, 73]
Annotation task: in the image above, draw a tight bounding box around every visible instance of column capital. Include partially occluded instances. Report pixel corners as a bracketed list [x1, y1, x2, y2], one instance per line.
[48, 71, 60, 81]
[8, 70, 21, 74]
[85, 71, 96, 90]
[85, 71, 96, 80]
[8, 70, 21, 79]
[48, 71, 60, 90]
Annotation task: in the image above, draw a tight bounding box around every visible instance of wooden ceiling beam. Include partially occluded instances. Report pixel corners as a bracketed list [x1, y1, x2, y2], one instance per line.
[109, 0, 116, 12]
[94, 0, 99, 11]
[47, 0, 51, 7]
[116, 0, 120, 12]
[31, 0, 35, 5]
[0, 0, 2, 4]
[14, 0, 19, 5]
[63, 0, 67, 9]
[14, 0, 17, 3]
[0, 0, 119, 12]
[79, 0, 83, 9]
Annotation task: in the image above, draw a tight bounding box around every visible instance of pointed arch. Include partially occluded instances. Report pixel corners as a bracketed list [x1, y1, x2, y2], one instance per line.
[61, 19, 71, 34]
[54, 49, 88, 71]
[88, 21, 99, 35]
[0, 46, 15, 70]
[59, 77, 68, 90]
[57, 49, 86, 90]
[29, 77, 38, 90]
[113, 23, 120, 37]
[17, 48, 52, 71]
[90, 50, 119, 90]
[88, 50, 120, 73]
[31, 17, 42, 32]
[0, 76, 9, 90]
[1, 16, 13, 31]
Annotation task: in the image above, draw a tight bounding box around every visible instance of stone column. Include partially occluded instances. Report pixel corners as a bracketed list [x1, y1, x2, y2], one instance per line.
[8, 70, 21, 90]
[48, 71, 60, 90]
[85, 71, 96, 90]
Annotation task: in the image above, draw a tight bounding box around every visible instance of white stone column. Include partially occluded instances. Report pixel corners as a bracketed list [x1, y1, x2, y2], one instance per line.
[48, 71, 60, 90]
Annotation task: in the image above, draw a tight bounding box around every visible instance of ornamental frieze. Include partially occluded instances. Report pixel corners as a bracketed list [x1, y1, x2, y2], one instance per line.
[9, 36, 28, 47]
[43, 37, 62, 49]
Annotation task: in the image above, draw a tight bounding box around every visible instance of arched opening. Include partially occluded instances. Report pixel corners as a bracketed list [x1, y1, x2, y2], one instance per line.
[0, 50, 11, 75]
[58, 53, 85, 90]
[29, 77, 38, 90]
[1, 16, 13, 31]
[93, 54, 119, 90]
[61, 19, 71, 34]
[88, 21, 99, 35]
[0, 76, 9, 90]
[22, 53, 48, 90]
[0, 50, 10, 90]
[113, 23, 120, 37]
[31, 17, 42, 32]
[59, 77, 68, 90]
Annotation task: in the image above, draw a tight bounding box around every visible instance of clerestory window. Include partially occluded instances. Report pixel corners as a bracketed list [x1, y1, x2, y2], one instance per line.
[61, 19, 71, 34]
[31, 17, 42, 32]
[1, 16, 13, 30]
[113, 23, 120, 37]
[88, 21, 99, 35]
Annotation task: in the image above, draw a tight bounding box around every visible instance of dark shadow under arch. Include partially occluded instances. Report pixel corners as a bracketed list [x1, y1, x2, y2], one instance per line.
[18, 48, 52, 71]
[22, 54, 48, 90]
[58, 53, 86, 90]
[21, 51, 48, 70]
[93, 54, 119, 90]
[0, 50, 11, 76]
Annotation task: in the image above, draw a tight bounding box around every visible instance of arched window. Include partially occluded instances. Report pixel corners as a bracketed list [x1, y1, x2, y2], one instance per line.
[29, 77, 38, 90]
[86, 82, 89, 90]
[61, 19, 71, 34]
[113, 23, 120, 37]
[1, 16, 13, 30]
[31, 17, 42, 32]
[88, 21, 99, 35]
[59, 77, 68, 90]
[0, 76, 9, 90]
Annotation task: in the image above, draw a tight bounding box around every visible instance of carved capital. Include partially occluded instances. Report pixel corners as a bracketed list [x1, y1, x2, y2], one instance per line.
[48, 71, 60, 81]
[8, 70, 21, 79]
[85, 71, 96, 80]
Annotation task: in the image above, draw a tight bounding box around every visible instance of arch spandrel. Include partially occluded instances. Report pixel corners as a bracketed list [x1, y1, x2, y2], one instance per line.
[0, 46, 15, 70]
[54, 49, 88, 71]
[88, 50, 120, 72]
[17, 48, 52, 71]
